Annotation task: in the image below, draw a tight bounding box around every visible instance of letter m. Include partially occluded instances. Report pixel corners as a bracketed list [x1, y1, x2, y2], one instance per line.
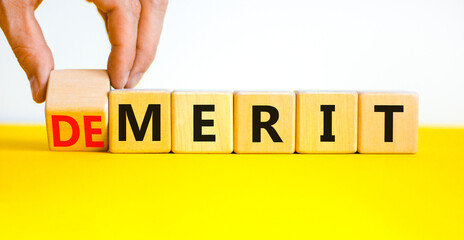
[119, 104, 161, 141]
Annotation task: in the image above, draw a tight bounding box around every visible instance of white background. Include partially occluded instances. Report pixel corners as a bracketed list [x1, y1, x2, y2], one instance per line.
[1, 0, 463, 124]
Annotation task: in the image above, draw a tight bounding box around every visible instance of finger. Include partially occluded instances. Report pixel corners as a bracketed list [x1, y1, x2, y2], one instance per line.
[88, 0, 107, 31]
[97, 0, 141, 89]
[86, 0, 108, 32]
[125, 0, 168, 88]
[97, 8, 108, 32]
[0, 3, 54, 103]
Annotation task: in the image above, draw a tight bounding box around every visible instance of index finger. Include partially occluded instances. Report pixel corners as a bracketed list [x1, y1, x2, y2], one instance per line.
[103, 1, 141, 89]
[125, 0, 168, 88]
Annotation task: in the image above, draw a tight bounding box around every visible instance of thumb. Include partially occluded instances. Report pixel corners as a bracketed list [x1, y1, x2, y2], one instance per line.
[0, 3, 54, 103]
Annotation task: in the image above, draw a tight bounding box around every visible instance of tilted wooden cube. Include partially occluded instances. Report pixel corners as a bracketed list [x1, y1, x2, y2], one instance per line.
[109, 90, 171, 153]
[45, 70, 110, 151]
[172, 91, 233, 153]
[296, 91, 358, 153]
[234, 92, 296, 153]
[358, 92, 419, 153]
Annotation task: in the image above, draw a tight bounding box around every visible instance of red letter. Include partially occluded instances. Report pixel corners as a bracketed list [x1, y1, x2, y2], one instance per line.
[52, 115, 80, 147]
[84, 116, 104, 148]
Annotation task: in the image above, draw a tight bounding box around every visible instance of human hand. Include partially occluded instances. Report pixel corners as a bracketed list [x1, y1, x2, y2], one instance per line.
[0, 0, 168, 103]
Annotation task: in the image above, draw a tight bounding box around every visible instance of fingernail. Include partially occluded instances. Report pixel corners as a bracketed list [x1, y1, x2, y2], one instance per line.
[125, 71, 131, 82]
[126, 73, 143, 89]
[29, 76, 40, 100]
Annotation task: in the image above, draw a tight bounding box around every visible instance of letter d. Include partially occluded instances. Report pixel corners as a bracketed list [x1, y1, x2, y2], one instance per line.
[52, 115, 80, 147]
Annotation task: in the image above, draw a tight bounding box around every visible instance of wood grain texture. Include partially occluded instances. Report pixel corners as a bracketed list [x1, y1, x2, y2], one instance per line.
[358, 92, 418, 153]
[234, 92, 295, 153]
[45, 70, 110, 151]
[171, 91, 233, 153]
[109, 90, 171, 153]
[296, 91, 358, 153]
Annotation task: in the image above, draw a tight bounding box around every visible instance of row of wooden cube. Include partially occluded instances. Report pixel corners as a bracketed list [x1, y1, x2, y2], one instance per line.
[45, 70, 418, 153]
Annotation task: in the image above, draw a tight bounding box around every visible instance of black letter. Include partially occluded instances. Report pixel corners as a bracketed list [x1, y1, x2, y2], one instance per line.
[252, 105, 283, 142]
[374, 105, 404, 142]
[320, 105, 335, 142]
[193, 105, 216, 142]
[119, 104, 161, 141]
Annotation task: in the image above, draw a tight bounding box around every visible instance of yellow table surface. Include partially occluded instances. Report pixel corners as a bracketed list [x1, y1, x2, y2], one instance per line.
[1, 125, 463, 240]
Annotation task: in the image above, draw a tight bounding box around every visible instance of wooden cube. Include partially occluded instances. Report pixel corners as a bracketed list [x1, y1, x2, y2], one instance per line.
[109, 90, 171, 153]
[234, 92, 295, 153]
[296, 91, 358, 153]
[45, 70, 110, 151]
[172, 91, 233, 153]
[358, 92, 418, 153]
